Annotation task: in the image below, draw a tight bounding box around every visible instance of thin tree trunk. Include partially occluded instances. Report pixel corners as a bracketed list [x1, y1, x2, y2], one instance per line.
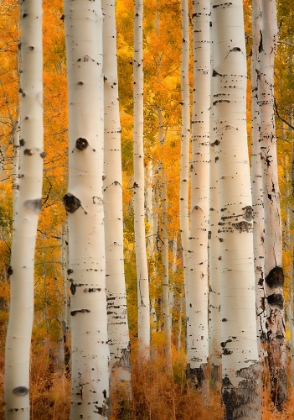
[102, 0, 131, 385]
[211, 0, 261, 418]
[63, 0, 109, 418]
[259, 0, 287, 408]
[186, 0, 210, 389]
[179, 0, 190, 338]
[133, 0, 150, 358]
[5, 0, 44, 417]
[251, 0, 267, 361]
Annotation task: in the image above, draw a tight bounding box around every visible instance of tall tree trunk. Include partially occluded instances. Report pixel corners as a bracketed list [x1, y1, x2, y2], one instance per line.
[211, 0, 260, 418]
[208, 8, 221, 386]
[179, 0, 190, 337]
[102, 0, 131, 384]
[63, 0, 109, 418]
[251, 0, 266, 361]
[5, 0, 44, 418]
[133, 0, 150, 358]
[259, 0, 287, 408]
[186, 0, 210, 388]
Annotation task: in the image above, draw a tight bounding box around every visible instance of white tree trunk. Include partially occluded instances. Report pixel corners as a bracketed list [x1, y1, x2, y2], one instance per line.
[12, 121, 20, 224]
[102, 0, 130, 384]
[211, 0, 260, 418]
[208, 9, 221, 385]
[133, 0, 150, 358]
[179, 0, 190, 328]
[251, 0, 267, 361]
[259, 0, 286, 408]
[5, 0, 43, 418]
[186, 0, 210, 388]
[63, 1, 109, 418]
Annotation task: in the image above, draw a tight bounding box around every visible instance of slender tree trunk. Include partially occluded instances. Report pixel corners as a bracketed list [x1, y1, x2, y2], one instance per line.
[63, 1, 109, 418]
[133, 0, 150, 358]
[259, 0, 287, 408]
[102, 0, 130, 384]
[179, 0, 190, 336]
[186, 0, 210, 389]
[158, 110, 172, 368]
[251, 0, 266, 361]
[5, 0, 44, 418]
[211, 0, 260, 418]
[208, 9, 221, 386]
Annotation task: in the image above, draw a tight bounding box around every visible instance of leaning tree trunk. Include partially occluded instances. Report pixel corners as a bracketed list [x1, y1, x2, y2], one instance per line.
[133, 0, 150, 358]
[63, 0, 109, 418]
[186, 0, 210, 389]
[102, 0, 131, 384]
[211, 0, 260, 418]
[5, 0, 44, 418]
[259, 0, 287, 409]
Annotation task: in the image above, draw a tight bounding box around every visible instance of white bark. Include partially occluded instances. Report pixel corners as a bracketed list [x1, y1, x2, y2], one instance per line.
[179, 0, 190, 321]
[186, 0, 210, 387]
[158, 111, 172, 368]
[64, 1, 109, 418]
[5, 0, 43, 418]
[259, 0, 286, 407]
[12, 121, 20, 224]
[211, 0, 260, 418]
[208, 9, 221, 382]
[102, 0, 130, 383]
[133, 0, 150, 358]
[251, 0, 266, 361]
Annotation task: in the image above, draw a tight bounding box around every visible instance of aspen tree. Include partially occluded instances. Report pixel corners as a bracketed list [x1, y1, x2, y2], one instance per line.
[102, 0, 130, 383]
[211, 0, 260, 417]
[63, 0, 109, 418]
[259, 0, 287, 408]
[186, 0, 210, 387]
[251, 0, 266, 360]
[179, 0, 190, 316]
[133, 0, 150, 358]
[208, 8, 221, 385]
[158, 109, 172, 368]
[5, 0, 43, 418]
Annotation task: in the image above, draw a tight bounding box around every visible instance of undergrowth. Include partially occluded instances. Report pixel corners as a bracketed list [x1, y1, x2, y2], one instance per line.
[0, 334, 294, 419]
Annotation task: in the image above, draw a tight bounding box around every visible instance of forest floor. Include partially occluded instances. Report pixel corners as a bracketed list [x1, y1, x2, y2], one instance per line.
[0, 337, 294, 419]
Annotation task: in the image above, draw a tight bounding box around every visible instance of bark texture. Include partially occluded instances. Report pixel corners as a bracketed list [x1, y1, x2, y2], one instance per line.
[211, 0, 261, 418]
[5, 1, 43, 418]
[64, 1, 109, 418]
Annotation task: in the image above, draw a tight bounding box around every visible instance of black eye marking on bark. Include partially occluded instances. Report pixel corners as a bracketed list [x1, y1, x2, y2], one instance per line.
[133, 182, 139, 188]
[24, 198, 42, 213]
[242, 205, 253, 220]
[70, 283, 76, 295]
[265, 266, 284, 289]
[24, 149, 33, 156]
[29, 46, 34, 51]
[60, 14, 64, 21]
[8, 266, 13, 275]
[211, 140, 220, 146]
[103, 390, 107, 399]
[22, 13, 28, 18]
[222, 318, 228, 322]
[75, 138, 88, 150]
[212, 69, 223, 77]
[20, 139, 25, 146]
[232, 221, 252, 233]
[40, 152, 46, 158]
[267, 293, 284, 310]
[67, 268, 73, 275]
[77, 81, 84, 85]
[63, 193, 81, 213]
[13, 386, 29, 396]
[70, 309, 91, 316]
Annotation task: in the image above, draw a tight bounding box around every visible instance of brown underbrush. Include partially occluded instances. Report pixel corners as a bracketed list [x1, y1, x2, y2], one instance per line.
[0, 337, 293, 419]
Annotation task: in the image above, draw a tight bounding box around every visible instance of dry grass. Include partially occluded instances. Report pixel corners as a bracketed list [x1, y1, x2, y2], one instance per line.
[0, 337, 294, 419]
